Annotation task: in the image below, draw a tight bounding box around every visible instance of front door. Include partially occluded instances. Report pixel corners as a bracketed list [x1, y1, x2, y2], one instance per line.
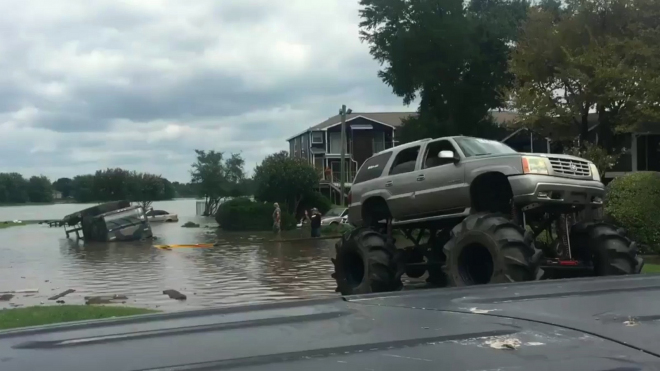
[414, 139, 468, 216]
[384, 145, 422, 219]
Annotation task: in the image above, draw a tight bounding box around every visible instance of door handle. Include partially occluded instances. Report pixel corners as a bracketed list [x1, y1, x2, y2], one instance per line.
[417, 175, 425, 181]
[385, 181, 393, 187]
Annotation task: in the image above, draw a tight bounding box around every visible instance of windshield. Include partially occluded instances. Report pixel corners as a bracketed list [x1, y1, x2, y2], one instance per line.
[454, 137, 517, 157]
[104, 208, 145, 230]
[324, 208, 345, 217]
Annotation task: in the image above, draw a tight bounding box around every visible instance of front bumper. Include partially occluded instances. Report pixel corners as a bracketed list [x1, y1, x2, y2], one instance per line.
[509, 174, 605, 208]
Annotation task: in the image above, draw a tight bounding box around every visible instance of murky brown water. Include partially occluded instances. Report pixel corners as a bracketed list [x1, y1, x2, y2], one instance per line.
[0, 199, 339, 311]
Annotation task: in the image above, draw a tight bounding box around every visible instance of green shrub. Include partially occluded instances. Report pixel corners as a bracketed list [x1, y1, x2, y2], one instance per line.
[320, 223, 354, 235]
[297, 192, 333, 217]
[215, 198, 296, 231]
[605, 172, 660, 253]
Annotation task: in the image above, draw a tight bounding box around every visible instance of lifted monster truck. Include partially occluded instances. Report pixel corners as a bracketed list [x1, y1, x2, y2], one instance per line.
[331, 136, 643, 295]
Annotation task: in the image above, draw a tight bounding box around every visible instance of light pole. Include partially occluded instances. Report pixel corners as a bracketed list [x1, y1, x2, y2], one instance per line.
[339, 105, 352, 206]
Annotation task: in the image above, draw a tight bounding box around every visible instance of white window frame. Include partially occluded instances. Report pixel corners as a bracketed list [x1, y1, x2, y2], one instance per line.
[328, 132, 343, 154]
[311, 131, 323, 144]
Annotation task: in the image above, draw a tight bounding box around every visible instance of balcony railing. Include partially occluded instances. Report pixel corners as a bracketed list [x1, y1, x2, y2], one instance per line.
[319, 171, 355, 184]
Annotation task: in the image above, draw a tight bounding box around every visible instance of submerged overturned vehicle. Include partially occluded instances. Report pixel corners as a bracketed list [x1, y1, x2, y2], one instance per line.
[61, 201, 154, 242]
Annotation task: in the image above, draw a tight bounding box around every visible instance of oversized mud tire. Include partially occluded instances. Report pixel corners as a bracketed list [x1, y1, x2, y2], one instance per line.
[331, 227, 402, 295]
[426, 229, 451, 287]
[570, 222, 644, 275]
[443, 213, 541, 286]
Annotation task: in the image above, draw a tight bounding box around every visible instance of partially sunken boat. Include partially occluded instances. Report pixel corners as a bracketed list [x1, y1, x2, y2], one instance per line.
[61, 201, 153, 242]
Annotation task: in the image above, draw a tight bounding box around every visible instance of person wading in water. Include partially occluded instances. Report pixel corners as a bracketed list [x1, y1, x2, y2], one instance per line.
[305, 208, 322, 238]
[272, 202, 281, 236]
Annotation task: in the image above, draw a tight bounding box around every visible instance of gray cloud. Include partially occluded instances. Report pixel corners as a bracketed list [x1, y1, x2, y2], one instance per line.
[0, 0, 413, 182]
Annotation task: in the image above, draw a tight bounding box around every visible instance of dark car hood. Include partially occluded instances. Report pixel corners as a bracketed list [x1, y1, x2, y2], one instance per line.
[3, 275, 660, 370]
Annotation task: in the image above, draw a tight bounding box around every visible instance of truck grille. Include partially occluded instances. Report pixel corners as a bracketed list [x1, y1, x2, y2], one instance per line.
[548, 157, 591, 178]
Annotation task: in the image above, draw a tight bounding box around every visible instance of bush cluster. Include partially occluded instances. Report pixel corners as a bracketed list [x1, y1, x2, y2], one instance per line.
[605, 172, 660, 253]
[215, 198, 296, 231]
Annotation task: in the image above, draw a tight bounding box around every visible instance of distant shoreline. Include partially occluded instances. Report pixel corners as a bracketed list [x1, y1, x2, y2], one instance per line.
[0, 200, 79, 207]
[0, 197, 200, 208]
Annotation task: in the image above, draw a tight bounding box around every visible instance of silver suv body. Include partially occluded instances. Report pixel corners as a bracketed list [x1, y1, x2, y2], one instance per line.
[348, 136, 605, 226]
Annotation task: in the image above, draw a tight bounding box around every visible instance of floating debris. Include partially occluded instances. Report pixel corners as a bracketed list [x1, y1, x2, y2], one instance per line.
[469, 307, 498, 314]
[85, 295, 129, 305]
[48, 289, 75, 301]
[0, 289, 38, 294]
[486, 338, 521, 350]
[623, 317, 639, 327]
[163, 289, 187, 300]
[0, 294, 14, 301]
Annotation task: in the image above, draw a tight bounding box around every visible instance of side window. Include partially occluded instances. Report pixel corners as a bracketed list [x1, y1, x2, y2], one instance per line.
[423, 140, 458, 169]
[389, 146, 421, 175]
[353, 152, 393, 184]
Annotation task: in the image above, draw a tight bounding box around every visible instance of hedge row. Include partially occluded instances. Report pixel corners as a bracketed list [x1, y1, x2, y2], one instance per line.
[215, 197, 296, 231]
[605, 172, 660, 253]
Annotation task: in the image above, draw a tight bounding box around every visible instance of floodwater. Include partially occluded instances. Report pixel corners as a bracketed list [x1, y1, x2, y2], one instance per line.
[0, 199, 339, 311]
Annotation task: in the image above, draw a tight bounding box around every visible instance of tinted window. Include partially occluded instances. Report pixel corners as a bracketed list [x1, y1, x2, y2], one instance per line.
[454, 137, 517, 157]
[104, 208, 144, 230]
[423, 140, 457, 168]
[353, 152, 393, 184]
[389, 146, 420, 175]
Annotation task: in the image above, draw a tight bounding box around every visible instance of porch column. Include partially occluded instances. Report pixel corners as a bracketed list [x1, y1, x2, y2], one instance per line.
[632, 134, 638, 171]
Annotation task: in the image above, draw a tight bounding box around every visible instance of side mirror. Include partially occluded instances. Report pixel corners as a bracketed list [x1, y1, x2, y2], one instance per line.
[438, 150, 458, 161]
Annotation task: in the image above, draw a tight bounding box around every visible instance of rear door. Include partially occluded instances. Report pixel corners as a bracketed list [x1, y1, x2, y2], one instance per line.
[414, 139, 468, 216]
[383, 145, 422, 219]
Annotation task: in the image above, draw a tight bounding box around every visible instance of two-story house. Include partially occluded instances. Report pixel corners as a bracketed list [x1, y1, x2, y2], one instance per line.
[286, 112, 413, 187]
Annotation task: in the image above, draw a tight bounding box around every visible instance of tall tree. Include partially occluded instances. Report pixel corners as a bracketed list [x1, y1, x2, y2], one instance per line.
[0, 173, 29, 204]
[253, 151, 319, 213]
[190, 150, 246, 216]
[127, 172, 166, 211]
[53, 177, 73, 198]
[359, 0, 529, 142]
[27, 176, 54, 203]
[509, 0, 660, 147]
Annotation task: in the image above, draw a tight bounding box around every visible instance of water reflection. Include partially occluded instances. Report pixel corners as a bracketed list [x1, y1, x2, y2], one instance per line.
[0, 200, 339, 311]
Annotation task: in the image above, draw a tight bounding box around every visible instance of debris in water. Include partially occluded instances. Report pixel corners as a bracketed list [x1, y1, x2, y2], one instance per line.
[48, 289, 75, 301]
[85, 295, 129, 305]
[0, 289, 38, 294]
[0, 294, 14, 301]
[469, 307, 498, 314]
[526, 342, 545, 346]
[486, 338, 521, 350]
[163, 289, 187, 300]
[623, 318, 639, 327]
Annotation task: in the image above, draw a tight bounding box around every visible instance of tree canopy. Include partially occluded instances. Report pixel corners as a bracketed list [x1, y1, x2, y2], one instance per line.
[359, 0, 529, 142]
[509, 0, 660, 147]
[0, 170, 175, 205]
[190, 150, 247, 216]
[253, 151, 319, 213]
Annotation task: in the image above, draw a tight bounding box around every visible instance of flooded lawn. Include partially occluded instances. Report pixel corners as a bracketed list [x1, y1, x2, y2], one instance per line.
[0, 199, 338, 311]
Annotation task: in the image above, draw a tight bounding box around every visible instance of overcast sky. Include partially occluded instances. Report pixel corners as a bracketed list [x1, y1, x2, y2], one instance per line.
[0, 0, 413, 183]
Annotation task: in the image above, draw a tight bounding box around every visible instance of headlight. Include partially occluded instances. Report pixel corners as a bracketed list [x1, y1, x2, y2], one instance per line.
[590, 163, 600, 181]
[522, 156, 549, 175]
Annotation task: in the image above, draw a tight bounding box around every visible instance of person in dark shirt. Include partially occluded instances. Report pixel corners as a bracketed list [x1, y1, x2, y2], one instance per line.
[305, 208, 322, 238]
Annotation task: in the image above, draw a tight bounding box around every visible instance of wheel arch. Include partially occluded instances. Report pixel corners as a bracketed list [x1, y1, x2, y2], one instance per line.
[470, 171, 513, 214]
[361, 196, 391, 222]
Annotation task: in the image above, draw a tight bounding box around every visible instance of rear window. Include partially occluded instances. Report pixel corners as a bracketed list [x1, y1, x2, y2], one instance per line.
[353, 152, 393, 184]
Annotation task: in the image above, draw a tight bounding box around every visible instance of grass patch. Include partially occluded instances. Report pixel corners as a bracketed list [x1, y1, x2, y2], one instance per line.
[0, 305, 158, 330]
[0, 221, 28, 229]
[643, 263, 660, 274]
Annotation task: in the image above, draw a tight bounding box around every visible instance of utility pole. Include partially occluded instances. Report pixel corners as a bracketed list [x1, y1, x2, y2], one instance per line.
[339, 105, 351, 206]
